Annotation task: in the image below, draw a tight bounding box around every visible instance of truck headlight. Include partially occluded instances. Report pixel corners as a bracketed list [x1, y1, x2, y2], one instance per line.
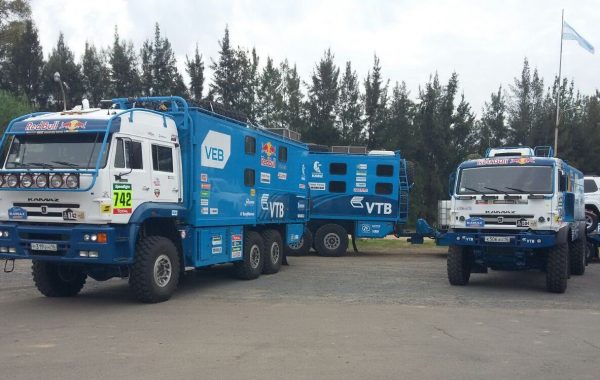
[50, 174, 63, 188]
[65, 174, 78, 189]
[7, 174, 19, 188]
[35, 174, 48, 188]
[20, 174, 33, 188]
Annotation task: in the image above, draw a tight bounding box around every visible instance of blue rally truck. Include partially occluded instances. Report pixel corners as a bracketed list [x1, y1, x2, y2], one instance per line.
[446, 147, 586, 293]
[286, 149, 410, 256]
[0, 96, 307, 302]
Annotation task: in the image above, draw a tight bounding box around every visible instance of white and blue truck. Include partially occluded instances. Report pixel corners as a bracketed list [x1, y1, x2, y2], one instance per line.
[286, 148, 410, 256]
[445, 146, 586, 293]
[0, 96, 308, 302]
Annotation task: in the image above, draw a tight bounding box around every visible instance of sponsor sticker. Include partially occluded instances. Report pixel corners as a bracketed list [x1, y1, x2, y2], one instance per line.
[112, 183, 132, 214]
[357, 164, 367, 170]
[465, 217, 485, 227]
[355, 182, 367, 188]
[201, 183, 211, 190]
[250, 188, 256, 196]
[212, 246, 223, 254]
[240, 211, 255, 217]
[278, 172, 287, 180]
[200, 199, 209, 206]
[212, 235, 222, 246]
[100, 203, 111, 214]
[260, 172, 271, 184]
[210, 208, 218, 215]
[309, 182, 326, 191]
[312, 161, 323, 178]
[232, 234, 242, 241]
[201, 173, 208, 182]
[171, 210, 178, 216]
[8, 206, 27, 220]
[299, 183, 306, 189]
[201, 207, 209, 215]
[201, 130, 231, 169]
[353, 187, 369, 193]
[261, 142, 277, 168]
[62, 209, 84, 221]
[201, 190, 210, 197]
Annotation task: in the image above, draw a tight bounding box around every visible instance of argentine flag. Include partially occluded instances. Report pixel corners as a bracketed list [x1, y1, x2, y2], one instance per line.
[563, 21, 595, 54]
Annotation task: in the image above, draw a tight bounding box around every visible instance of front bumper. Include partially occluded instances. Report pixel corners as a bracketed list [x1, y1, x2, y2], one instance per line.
[0, 222, 133, 265]
[445, 229, 557, 249]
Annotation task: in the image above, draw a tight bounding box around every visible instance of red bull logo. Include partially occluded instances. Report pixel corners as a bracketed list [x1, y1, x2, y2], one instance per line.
[61, 120, 87, 132]
[260, 141, 277, 168]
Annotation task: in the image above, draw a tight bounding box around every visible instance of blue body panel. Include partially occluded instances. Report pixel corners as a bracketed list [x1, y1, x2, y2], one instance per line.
[304, 151, 409, 238]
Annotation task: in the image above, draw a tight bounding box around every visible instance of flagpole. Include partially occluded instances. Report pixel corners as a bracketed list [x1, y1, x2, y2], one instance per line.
[554, 9, 564, 155]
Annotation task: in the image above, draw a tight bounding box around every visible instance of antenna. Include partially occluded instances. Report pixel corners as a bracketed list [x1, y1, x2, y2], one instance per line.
[53, 72, 68, 111]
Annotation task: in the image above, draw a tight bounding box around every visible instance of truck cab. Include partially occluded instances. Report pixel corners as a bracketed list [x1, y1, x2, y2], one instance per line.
[446, 146, 586, 293]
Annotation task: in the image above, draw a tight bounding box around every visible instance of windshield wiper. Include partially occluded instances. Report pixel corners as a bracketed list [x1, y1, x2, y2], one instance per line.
[505, 186, 527, 193]
[28, 162, 55, 169]
[483, 186, 510, 197]
[52, 161, 80, 168]
[6, 162, 31, 169]
[462, 186, 481, 193]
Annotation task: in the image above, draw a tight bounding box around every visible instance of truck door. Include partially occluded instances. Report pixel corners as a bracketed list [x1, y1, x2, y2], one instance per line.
[110, 136, 153, 216]
[149, 141, 180, 203]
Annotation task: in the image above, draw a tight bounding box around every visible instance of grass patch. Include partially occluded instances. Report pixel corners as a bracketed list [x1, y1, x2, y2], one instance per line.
[355, 237, 441, 249]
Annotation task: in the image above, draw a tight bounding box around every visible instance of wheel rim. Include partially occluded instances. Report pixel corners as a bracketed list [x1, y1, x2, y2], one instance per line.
[153, 254, 172, 288]
[270, 242, 280, 263]
[585, 214, 593, 229]
[324, 233, 341, 250]
[288, 238, 304, 250]
[250, 244, 261, 269]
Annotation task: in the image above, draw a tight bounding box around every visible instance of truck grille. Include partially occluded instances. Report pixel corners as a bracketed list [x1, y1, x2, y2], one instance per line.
[12, 202, 80, 218]
[470, 214, 534, 226]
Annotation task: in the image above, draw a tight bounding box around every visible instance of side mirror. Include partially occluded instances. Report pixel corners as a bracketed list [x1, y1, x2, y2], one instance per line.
[559, 171, 567, 192]
[448, 171, 457, 197]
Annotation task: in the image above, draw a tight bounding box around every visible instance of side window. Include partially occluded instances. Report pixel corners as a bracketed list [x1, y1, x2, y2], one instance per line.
[376, 164, 394, 177]
[245, 136, 256, 155]
[329, 181, 346, 193]
[128, 141, 143, 169]
[375, 182, 393, 195]
[330, 163, 347, 175]
[114, 139, 143, 169]
[278, 146, 288, 163]
[584, 179, 598, 193]
[244, 169, 255, 186]
[152, 145, 174, 172]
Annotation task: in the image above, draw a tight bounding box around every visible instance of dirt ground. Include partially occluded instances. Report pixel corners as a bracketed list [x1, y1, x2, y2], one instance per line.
[1, 248, 599, 380]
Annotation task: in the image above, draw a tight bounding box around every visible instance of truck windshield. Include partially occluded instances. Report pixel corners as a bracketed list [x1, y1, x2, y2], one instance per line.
[4, 133, 109, 169]
[457, 165, 553, 195]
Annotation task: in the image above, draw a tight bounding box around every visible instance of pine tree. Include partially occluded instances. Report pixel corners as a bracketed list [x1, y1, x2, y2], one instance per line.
[140, 39, 153, 95]
[478, 86, 507, 152]
[256, 56, 283, 127]
[2, 19, 43, 104]
[305, 49, 340, 145]
[209, 26, 237, 107]
[109, 27, 140, 97]
[386, 81, 413, 153]
[280, 61, 305, 132]
[337, 61, 363, 145]
[363, 54, 388, 149]
[451, 94, 477, 162]
[185, 43, 204, 100]
[41, 32, 83, 110]
[81, 42, 110, 106]
[508, 58, 532, 145]
[0, 90, 34, 134]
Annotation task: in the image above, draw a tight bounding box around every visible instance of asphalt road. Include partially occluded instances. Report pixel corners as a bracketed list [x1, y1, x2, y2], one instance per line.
[1, 248, 599, 380]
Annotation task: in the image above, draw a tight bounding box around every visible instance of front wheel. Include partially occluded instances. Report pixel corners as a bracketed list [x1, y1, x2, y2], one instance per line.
[32, 262, 86, 297]
[314, 224, 348, 257]
[129, 236, 181, 303]
[546, 243, 569, 293]
[447, 245, 471, 286]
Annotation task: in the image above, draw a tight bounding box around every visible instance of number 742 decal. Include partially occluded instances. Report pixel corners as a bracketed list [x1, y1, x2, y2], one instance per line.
[112, 183, 133, 214]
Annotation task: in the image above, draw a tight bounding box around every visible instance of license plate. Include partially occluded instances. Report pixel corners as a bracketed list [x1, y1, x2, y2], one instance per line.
[31, 243, 58, 251]
[484, 236, 511, 243]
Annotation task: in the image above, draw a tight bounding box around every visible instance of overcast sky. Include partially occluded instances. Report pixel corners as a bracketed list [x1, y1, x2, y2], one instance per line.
[30, 0, 599, 115]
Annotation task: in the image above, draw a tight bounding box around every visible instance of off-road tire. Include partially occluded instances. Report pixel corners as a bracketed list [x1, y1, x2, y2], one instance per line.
[585, 210, 598, 233]
[262, 229, 283, 274]
[546, 243, 569, 293]
[129, 236, 180, 303]
[447, 245, 471, 286]
[285, 228, 313, 256]
[314, 224, 348, 257]
[32, 261, 87, 297]
[569, 236, 586, 275]
[234, 231, 264, 280]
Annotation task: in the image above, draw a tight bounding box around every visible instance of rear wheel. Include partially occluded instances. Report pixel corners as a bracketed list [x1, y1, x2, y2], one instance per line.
[314, 224, 348, 257]
[32, 262, 86, 297]
[546, 243, 569, 293]
[262, 229, 283, 274]
[234, 231, 264, 280]
[447, 245, 471, 286]
[129, 236, 181, 303]
[585, 210, 598, 233]
[285, 228, 313, 256]
[569, 236, 586, 275]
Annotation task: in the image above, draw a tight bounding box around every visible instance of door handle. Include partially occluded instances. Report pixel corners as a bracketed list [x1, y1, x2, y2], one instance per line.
[172, 188, 179, 193]
[142, 186, 150, 191]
